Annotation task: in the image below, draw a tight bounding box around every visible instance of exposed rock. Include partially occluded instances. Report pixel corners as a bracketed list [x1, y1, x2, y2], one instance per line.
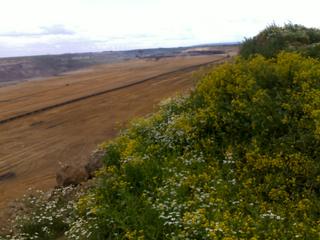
[56, 165, 88, 187]
[85, 149, 105, 178]
[55, 148, 105, 187]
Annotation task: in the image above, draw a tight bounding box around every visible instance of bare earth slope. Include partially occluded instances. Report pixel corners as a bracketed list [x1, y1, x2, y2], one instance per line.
[0, 49, 237, 226]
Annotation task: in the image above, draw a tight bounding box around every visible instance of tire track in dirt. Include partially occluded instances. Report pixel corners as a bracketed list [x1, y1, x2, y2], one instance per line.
[0, 56, 228, 125]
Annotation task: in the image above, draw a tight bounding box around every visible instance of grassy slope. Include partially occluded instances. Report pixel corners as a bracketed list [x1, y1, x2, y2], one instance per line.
[66, 52, 319, 239]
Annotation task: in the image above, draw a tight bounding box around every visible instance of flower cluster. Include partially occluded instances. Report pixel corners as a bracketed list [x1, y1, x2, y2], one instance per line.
[3, 185, 87, 239]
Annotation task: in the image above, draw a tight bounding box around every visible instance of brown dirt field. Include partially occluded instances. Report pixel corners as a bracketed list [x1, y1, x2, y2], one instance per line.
[0, 55, 227, 121]
[0, 52, 236, 227]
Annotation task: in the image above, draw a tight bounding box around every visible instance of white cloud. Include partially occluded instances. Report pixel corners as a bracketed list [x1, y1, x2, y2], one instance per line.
[0, 0, 320, 57]
[0, 25, 75, 37]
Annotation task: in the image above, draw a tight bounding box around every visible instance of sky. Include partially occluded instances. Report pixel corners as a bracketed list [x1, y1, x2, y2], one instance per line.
[0, 0, 319, 57]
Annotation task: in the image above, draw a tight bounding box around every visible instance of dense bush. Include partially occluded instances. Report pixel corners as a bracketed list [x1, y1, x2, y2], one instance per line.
[64, 53, 320, 239]
[240, 24, 320, 58]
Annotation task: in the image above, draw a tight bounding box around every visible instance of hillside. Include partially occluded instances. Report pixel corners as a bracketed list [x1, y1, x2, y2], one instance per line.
[64, 53, 319, 239]
[2, 25, 320, 239]
[0, 47, 238, 234]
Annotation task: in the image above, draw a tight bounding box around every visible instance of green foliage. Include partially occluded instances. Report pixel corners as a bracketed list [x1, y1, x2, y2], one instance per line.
[240, 23, 320, 58]
[65, 53, 320, 239]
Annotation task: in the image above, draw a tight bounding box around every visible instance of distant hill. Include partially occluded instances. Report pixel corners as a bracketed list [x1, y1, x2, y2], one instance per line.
[0, 44, 238, 86]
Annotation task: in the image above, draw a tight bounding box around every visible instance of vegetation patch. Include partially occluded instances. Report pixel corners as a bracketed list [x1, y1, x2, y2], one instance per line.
[64, 53, 319, 239]
[240, 23, 320, 59]
[1, 185, 89, 240]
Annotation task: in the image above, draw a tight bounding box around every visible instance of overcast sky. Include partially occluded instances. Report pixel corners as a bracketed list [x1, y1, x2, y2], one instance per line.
[0, 0, 319, 57]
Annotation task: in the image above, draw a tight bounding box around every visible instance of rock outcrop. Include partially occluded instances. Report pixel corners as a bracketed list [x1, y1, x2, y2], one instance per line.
[84, 149, 105, 178]
[56, 148, 105, 187]
[56, 165, 88, 187]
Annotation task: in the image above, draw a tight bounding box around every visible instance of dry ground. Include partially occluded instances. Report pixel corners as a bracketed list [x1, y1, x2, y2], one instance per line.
[0, 51, 237, 226]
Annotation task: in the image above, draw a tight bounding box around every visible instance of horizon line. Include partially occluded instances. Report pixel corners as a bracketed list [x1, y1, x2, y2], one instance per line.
[0, 41, 241, 60]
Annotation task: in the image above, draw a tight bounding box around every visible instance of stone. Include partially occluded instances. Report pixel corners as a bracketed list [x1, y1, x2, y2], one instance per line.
[56, 165, 88, 187]
[84, 149, 105, 178]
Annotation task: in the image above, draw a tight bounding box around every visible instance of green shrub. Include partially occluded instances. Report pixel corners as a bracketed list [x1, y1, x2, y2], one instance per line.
[240, 23, 320, 58]
[67, 53, 320, 239]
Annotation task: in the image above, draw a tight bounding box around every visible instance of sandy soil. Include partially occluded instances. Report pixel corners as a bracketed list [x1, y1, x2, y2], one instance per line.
[0, 52, 236, 227]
